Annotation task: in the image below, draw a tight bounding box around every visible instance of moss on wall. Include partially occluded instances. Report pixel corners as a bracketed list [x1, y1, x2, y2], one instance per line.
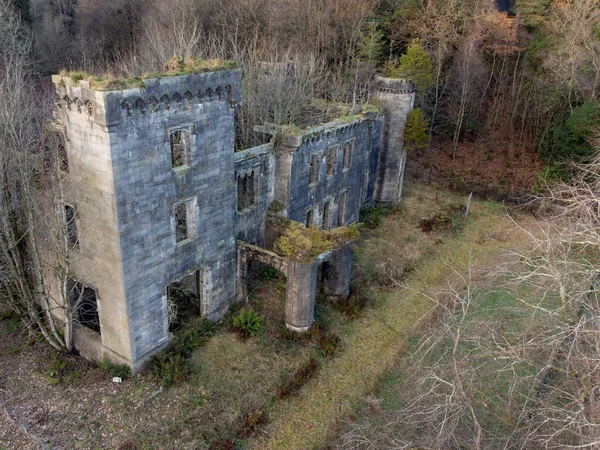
[272, 219, 359, 262]
[58, 58, 238, 91]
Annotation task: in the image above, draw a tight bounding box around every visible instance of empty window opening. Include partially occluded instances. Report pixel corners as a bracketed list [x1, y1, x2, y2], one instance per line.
[361, 173, 369, 204]
[323, 201, 332, 230]
[306, 209, 314, 228]
[167, 271, 202, 332]
[170, 130, 190, 168]
[237, 171, 256, 211]
[343, 142, 352, 170]
[309, 154, 320, 184]
[68, 279, 100, 334]
[319, 261, 333, 283]
[43, 132, 68, 175]
[326, 148, 336, 176]
[58, 134, 69, 172]
[64, 205, 78, 246]
[175, 202, 189, 243]
[338, 191, 348, 226]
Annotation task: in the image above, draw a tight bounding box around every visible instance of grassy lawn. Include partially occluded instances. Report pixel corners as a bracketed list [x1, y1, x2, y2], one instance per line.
[0, 184, 530, 450]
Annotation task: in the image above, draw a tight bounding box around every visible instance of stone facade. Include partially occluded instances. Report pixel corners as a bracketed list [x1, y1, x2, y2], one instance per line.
[51, 69, 414, 372]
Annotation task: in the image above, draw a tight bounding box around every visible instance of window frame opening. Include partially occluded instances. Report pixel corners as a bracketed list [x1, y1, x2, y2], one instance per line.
[166, 270, 203, 332]
[343, 141, 352, 170]
[326, 148, 336, 177]
[64, 204, 79, 246]
[58, 134, 69, 173]
[237, 171, 257, 211]
[309, 154, 320, 185]
[174, 202, 189, 243]
[361, 172, 369, 204]
[68, 279, 100, 334]
[338, 191, 348, 226]
[306, 208, 314, 228]
[170, 129, 191, 168]
[322, 200, 332, 230]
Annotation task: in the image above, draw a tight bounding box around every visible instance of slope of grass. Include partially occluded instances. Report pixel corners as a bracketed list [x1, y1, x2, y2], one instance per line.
[249, 189, 527, 449]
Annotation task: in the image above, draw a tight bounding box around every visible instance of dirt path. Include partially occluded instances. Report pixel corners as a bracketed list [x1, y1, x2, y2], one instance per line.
[250, 200, 526, 449]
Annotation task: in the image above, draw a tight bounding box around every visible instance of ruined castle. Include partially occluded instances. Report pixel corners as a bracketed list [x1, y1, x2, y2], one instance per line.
[50, 66, 414, 372]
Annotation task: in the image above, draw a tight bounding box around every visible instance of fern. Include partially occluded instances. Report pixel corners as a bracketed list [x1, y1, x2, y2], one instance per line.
[232, 308, 264, 337]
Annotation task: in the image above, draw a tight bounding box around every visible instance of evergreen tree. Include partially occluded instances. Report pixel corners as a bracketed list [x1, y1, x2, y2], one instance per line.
[403, 108, 429, 151]
[357, 21, 384, 65]
[382, 41, 433, 91]
[545, 101, 600, 162]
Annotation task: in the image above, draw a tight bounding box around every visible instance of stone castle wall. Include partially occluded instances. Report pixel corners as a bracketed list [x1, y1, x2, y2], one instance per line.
[234, 143, 275, 246]
[51, 79, 131, 364]
[51, 69, 414, 371]
[374, 76, 416, 204]
[279, 116, 384, 228]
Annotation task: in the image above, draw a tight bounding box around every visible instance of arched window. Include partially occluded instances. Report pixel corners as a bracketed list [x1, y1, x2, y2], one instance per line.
[306, 209, 314, 228]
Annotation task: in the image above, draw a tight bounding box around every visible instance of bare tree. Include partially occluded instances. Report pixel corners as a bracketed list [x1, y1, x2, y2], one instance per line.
[236, 51, 331, 149]
[339, 148, 600, 449]
[0, 1, 89, 352]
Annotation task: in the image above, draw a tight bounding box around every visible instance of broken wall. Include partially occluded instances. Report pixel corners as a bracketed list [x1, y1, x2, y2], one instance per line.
[279, 115, 384, 229]
[234, 143, 275, 246]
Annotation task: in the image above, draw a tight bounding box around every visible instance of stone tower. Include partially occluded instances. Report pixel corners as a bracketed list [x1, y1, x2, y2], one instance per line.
[51, 69, 242, 372]
[373, 76, 416, 204]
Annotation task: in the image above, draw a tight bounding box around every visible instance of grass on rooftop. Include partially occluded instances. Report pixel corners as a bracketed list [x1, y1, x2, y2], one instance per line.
[58, 57, 237, 91]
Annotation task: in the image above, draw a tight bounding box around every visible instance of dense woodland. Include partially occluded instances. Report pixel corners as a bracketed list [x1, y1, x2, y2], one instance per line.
[4, 0, 600, 449]
[5, 0, 600, 167]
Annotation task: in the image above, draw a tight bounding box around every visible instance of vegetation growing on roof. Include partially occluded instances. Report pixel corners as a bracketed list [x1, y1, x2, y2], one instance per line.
[361, 102, 380, 113]
[273, 219, 359, 262]
[162, 56, 238, 74]
[268, 200, 286, 213]
[57, 58, 238, 91]
[280, 124, 304, 137]
[278, 101, 380, 141]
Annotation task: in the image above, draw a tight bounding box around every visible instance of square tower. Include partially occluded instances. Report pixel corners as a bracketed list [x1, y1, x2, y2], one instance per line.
[52, 67, 242, 372]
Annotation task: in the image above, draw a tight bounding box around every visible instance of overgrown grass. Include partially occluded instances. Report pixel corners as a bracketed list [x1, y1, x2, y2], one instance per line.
[248, 185, 528, 449]
[1, 184, 523, 449]
[334, 286, 558, 449]
[146, 317, 216, 386]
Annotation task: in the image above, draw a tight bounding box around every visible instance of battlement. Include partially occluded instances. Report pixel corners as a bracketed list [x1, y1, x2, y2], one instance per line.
[278, 118, 367, 148]
[52, 67, 242, 127]
[374, 75, 415, 95]
[254, 104, 381, 149]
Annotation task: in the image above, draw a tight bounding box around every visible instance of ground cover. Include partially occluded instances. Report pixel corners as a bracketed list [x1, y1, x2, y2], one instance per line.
[0, 184, 527, 449]
[248, 185, 530, 449]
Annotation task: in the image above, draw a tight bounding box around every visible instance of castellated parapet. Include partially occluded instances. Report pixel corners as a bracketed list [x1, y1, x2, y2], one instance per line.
[52, 70, 242, 372]
[373, 76, 416, 204]
[50, 67, 413, 372]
